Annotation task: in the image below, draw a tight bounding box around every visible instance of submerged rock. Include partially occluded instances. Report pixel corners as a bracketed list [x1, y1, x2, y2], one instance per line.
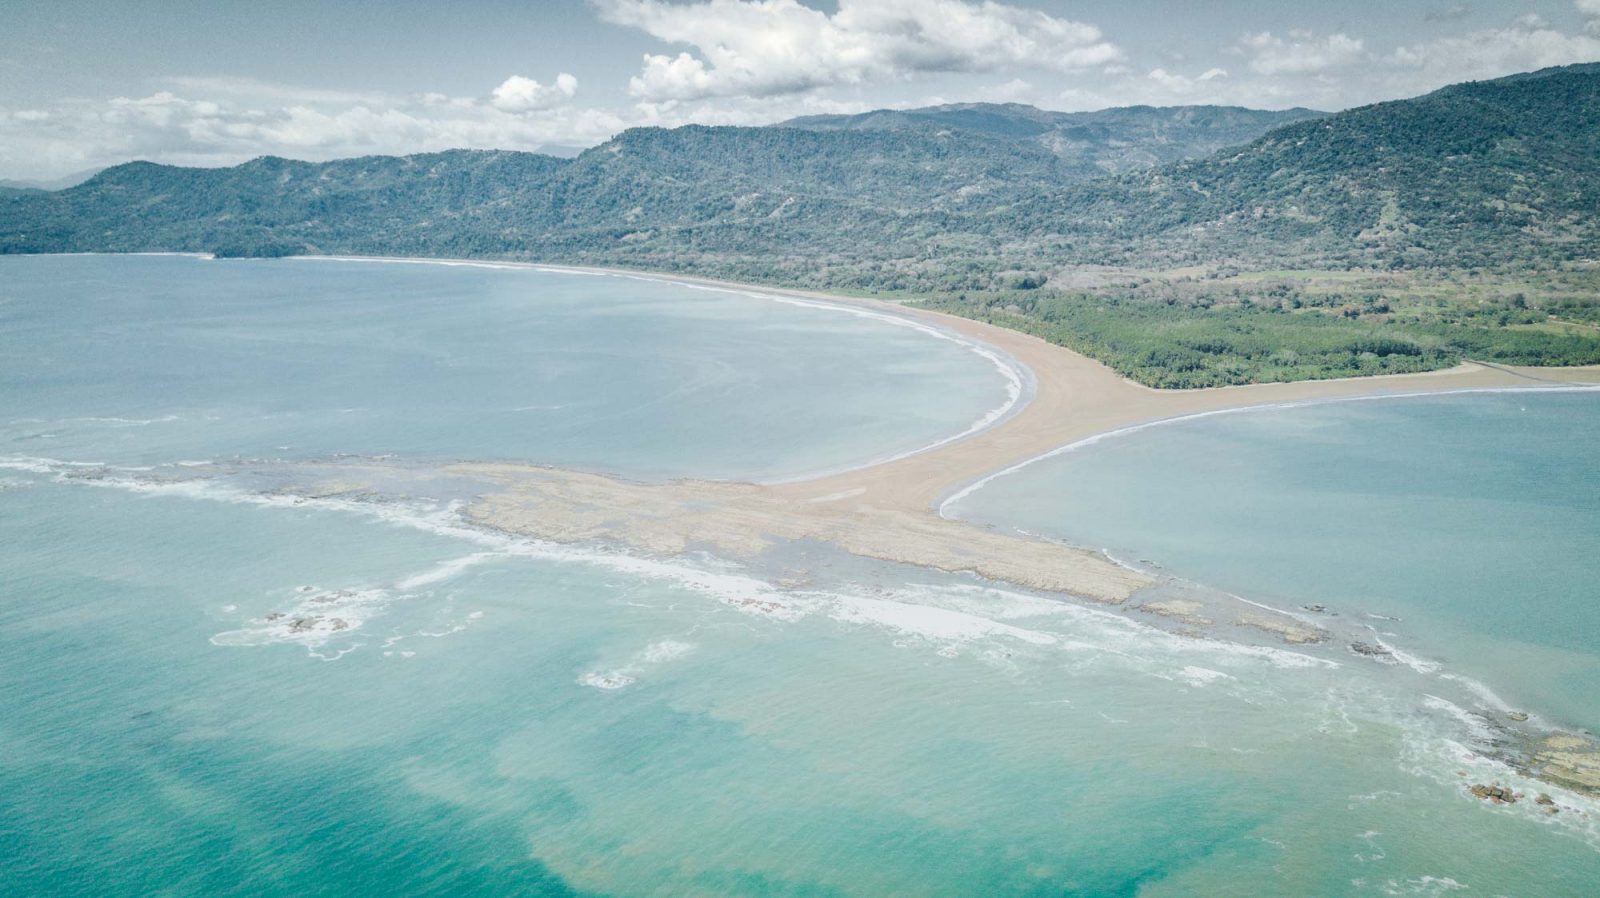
[1533, 734, 1600, 795]
[1138, 599, 1213, 626]
[1238, 612, 1325, 644]
[1348, 641, 1392, 658]
[1507, 711, 1529, 722]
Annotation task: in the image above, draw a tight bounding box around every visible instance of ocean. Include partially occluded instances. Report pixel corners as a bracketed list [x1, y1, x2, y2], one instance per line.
[3, 255, 1597, 896]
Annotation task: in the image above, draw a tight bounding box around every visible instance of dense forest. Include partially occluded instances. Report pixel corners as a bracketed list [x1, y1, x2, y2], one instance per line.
[4, 64, 1598, 386]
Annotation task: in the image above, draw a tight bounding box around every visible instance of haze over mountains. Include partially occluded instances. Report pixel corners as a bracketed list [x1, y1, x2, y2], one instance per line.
[2, 64, 1596, 290]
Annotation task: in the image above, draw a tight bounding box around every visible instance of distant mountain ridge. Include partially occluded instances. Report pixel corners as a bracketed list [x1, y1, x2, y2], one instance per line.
[3, 65, 1598, 282]
[0, 167, 104, 192]
[783, 102, 1326, 175]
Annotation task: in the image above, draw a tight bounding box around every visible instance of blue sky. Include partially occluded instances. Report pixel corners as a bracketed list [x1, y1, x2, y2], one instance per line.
[2, 0, 1598, 179]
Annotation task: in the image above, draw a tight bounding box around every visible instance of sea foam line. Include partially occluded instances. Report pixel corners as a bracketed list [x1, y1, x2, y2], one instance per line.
[18, 454, 1341, 674]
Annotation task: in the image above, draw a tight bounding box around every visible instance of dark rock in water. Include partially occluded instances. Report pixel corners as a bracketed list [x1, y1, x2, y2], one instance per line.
[329, 618, 349, 631]
[1507, 711, 1529, 722]
[1536, 793, 1555, 806]
[288, 617, 318, 633]
[1301, 603, 1328, 614]
[264, 612, 285, 621]
[1348, 641, 1392, 658]
[1469, 783, 1519, 803]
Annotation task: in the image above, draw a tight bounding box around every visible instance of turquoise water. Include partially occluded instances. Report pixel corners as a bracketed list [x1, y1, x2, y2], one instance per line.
[949, 392, 1600, 732]
[4, 256, 1600, 896]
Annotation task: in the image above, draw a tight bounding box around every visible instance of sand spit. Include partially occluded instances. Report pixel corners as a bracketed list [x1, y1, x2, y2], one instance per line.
[455, 462, 1150, 603]
[292, 258, 1600, 620]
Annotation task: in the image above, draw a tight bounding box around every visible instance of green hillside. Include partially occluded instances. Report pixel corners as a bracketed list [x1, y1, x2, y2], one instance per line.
[784, 102, 1325, 176]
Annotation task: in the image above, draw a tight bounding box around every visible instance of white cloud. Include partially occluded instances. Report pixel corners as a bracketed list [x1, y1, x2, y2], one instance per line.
[1240, 30, 1366, 75]
[163, 76, 390, 105]
[594, 0, 1122, 102]
[1385, 17, 1600, 83]
[490, 73, 579, 112]
[1579, 0, 1600, 32]
[0, 77, 619, 180]
[6, 3, 1600, 181]
[1146, 67, 1228, 95]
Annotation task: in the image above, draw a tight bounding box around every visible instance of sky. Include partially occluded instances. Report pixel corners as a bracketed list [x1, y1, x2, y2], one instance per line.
[2, 0, 1598, 181]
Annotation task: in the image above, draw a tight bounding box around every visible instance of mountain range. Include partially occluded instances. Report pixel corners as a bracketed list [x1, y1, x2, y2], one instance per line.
[4, 65, 1596, 286]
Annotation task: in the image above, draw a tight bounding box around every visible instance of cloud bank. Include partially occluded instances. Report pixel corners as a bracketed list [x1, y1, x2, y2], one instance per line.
[0, 75, 616, 180]
[594, 0, 1122, 102]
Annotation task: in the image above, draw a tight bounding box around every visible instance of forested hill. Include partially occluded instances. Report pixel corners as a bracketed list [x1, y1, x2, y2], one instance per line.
[3, 64, 1598, 285]
[1047, 64, 1600, 269]
[782, 102, 1324, 176]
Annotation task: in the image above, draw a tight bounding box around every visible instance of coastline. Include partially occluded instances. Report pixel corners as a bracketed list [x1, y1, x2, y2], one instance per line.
[12, 251, 1600, 802]
[290, 253, 1600, 515]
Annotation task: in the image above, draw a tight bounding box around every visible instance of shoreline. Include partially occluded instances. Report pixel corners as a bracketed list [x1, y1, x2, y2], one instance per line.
[284, 253, 1600, 514]
[40, 252, 1600, 505]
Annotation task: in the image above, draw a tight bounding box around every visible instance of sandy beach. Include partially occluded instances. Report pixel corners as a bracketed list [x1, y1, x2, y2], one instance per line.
[489, 260, 1600, 512]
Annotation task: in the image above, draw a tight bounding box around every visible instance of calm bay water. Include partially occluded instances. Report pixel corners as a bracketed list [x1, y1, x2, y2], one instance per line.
[3, 256, 1599, 896]
[0, 254, 1012, 480]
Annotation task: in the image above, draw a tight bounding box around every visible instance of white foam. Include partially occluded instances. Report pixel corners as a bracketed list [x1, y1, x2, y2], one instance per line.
[579, 671, 637, 690]
[579, 638, 698, 690]
[1178, 666, 1233, 686]
[1375, 875, 1468, 896]
[1375, 636, 1442, 675]
[70, 414, 181, 428]
[395, 552, 500, 590]
[1437, 672, 1516, 714]
[638, 639, 696, 664]
[1421, 694, 1496, 743]
[825, 593, 1058, 646]
[0, 455, 104, 474]
[211, 586, 391, 650]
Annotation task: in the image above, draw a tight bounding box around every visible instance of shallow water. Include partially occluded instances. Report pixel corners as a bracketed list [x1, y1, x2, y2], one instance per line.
[4, 256, 1599, 896]
[949, 391, 1600, 732]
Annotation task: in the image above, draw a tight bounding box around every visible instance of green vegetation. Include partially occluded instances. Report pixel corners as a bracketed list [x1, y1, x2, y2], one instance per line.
[3, 65, 1598, 387]
[924, 268, 1600, 386]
